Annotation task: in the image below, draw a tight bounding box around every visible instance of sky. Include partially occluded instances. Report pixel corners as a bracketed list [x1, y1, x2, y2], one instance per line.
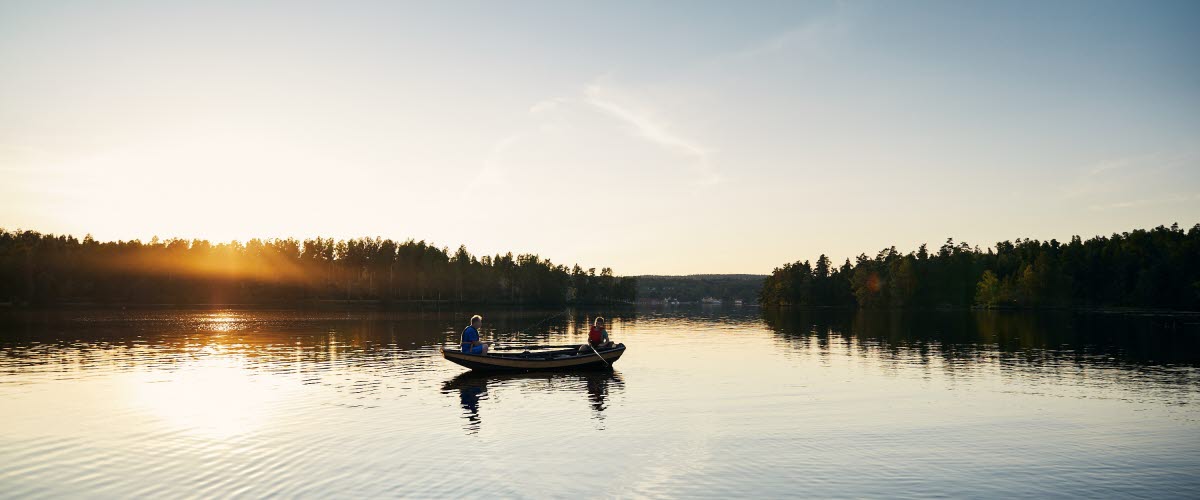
[1, 0, 1198, 275]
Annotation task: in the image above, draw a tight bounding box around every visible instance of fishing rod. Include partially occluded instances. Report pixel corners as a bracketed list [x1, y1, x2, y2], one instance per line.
[480, 309, 568, 350]
[506, 309, 569, 343]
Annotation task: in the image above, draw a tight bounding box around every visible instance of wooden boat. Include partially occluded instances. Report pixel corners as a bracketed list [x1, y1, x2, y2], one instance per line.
[441, 343, 626, 372]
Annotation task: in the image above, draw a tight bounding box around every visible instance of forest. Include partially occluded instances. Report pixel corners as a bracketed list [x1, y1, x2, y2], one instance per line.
[0, 230, 637, 306]
[637, 274, 765, 303]
[759, 223, 1200, 311]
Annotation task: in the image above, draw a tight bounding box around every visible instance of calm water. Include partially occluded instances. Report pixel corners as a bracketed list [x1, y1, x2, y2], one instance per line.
[1, 307, 1198, 498]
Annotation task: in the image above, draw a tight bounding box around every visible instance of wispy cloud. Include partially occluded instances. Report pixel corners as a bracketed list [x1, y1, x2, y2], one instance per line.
[475, 78, 722, 189]
[698, 3, 856, 67]
[469, 7, 860, 191]
[1088, 193, 1200, 211]
[1063, 150, 1198, 199]
[734, 13, 851, 60]
[582, 81, 720, 185]
[528, 97, 568, 115]
[1082, 151, 1186, 177]
[464, 133, 523, 197]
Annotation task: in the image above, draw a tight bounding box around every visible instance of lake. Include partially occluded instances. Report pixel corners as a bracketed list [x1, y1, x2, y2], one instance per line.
[1, 307, 1198, 498]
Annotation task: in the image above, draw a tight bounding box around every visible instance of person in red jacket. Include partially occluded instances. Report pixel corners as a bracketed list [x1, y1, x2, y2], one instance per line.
[587, 317, 614, 349]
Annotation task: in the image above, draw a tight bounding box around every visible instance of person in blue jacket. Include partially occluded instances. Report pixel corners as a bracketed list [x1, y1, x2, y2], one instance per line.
[461, 315, 489, 354]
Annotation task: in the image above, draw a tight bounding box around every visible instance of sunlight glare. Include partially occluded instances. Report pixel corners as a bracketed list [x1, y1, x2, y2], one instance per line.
[130, 358, 286, 440]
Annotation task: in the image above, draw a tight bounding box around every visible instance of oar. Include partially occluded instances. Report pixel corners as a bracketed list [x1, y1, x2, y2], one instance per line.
[586, 343, 609, 367]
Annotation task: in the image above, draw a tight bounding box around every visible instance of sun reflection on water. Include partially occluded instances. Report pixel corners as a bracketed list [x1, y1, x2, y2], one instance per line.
[129, 356, 288, 440]
[199, 311, 241, 332]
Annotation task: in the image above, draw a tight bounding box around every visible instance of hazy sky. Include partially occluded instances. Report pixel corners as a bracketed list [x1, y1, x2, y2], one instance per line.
[2, 1, 1198, 275]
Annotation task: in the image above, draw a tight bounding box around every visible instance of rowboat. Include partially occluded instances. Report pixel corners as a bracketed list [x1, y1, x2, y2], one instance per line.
[441, 343, 626, 372]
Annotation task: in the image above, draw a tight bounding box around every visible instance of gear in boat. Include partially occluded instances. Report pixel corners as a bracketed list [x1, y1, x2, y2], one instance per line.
[442, 343, 626, 372]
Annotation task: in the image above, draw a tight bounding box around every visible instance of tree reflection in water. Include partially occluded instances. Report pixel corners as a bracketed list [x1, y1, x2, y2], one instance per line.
[441, 370, 624, 433]
[761, 307, 1200, 370]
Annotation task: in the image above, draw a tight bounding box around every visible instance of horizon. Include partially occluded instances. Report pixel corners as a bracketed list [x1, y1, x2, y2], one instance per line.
[6, 221, 1194, 277]
[3, 1, 1198, 275]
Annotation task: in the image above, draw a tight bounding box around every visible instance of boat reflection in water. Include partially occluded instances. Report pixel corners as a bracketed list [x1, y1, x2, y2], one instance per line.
[442, 370, 625, 433]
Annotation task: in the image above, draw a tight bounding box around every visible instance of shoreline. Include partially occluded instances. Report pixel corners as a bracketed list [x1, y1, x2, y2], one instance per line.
[2, 301, 1196, 318]
[759, 304, 1200, 317]
[0, 299, 637, 311]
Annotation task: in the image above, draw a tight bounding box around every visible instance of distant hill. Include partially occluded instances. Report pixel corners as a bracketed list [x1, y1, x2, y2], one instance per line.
[636, 274, 766, 304]
[638, 274, 766, 280]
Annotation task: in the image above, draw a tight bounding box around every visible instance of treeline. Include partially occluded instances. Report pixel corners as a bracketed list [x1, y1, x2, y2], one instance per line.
[0, 230, 637, 306]
[760, 223, 1200, 311]
[638, 274, 765, 303]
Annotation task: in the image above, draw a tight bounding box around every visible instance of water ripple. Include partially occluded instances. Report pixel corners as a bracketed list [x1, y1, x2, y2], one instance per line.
[1, 308, 1198, 498]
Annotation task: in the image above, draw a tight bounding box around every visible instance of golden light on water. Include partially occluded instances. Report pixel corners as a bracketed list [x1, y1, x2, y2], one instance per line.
[129, 357, 283, 441]
[200, 312, 241, 333]
[126, 312, 299, 440]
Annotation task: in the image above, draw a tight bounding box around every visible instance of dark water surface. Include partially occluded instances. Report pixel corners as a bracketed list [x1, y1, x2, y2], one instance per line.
[1, 307, 1198, 498]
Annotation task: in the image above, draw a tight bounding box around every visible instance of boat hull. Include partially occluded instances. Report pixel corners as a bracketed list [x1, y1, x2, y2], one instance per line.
[442, 344, 625, 372]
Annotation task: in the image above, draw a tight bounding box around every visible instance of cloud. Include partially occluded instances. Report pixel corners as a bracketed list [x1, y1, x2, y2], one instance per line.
[464, 133, 523, 196]
[706, 3, 855, 65]
[1088, 193, 1200, 211]
[1082, 151, 1184, 177]
[582, 81, 720, 185]
[528, 97, 568, 114]
[468, 6, 862, 193]
[474, 78, 722, 190]
[1064, 150, 1199, 200]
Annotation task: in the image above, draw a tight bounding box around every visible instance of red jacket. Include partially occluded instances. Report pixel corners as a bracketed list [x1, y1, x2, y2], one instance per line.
[588, 325, 605, 344]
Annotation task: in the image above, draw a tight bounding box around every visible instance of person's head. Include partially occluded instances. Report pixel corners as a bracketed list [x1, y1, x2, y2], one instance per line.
[594, 317, 605, 328]
[471, 314, 482, 328]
